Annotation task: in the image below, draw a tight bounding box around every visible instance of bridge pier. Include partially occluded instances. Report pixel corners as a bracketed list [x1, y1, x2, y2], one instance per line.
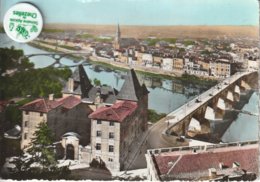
[205, 106, 215, 121]
[165, 71, 257, 144]
[240, 80, 251, 91]
[215, 98, 226, 119]
[233, 85, 240, 102]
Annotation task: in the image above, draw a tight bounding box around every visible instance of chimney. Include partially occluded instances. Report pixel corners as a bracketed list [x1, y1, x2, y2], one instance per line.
[208, 168, 217, 177]
[168, 161, 174, 167]
[192, 148, 197, 154]
[68, 78, 74, 92]
[219, 162, 224, 169]
[49, 94, 54, 101]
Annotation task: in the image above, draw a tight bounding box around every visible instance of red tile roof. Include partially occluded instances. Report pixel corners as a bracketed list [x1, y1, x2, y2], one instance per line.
[20, 96, 81, 113]
[153, 145, 258, 176]
[89, 100, 137, 122]
[56, 96, 81, 109]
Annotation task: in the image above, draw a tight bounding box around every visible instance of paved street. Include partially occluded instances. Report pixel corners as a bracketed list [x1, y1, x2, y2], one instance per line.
[128, 71, 254, 170]
[128, 118, 188, 170]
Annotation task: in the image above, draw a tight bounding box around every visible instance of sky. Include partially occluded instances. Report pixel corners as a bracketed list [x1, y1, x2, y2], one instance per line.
[0, 0, 259, 26]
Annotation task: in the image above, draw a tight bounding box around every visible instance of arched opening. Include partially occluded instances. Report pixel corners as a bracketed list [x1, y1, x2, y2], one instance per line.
[66, 144, 75, 160]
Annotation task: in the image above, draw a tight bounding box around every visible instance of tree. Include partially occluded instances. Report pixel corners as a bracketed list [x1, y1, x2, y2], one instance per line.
[27, 122, 56, 169]
[0, 47, 33, 76]
[0, 48, 72, 99]
[8, 122, 70, 180]
[93, 78, 101, 86]
[148, 109, 166, 123]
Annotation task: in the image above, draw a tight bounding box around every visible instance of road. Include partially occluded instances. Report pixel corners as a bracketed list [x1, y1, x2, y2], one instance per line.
[129, 117, 188, 170]
[166, 71, 253, 131]
[31, 40, 183, 77]
[147, 118, 187, 149]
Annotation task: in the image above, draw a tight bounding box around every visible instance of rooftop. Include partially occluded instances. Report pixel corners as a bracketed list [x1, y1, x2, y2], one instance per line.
[20, 95, 81, 113]
[63, 65, 118, 105]
[117, 69, 149, 101]
[62, 65, 93, 97]
[89, 100, 137, 122]
[147, 141, 258, 180]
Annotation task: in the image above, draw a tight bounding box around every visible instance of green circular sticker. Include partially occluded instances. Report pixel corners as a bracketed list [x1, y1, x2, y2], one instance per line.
[3, 3, 43, 43]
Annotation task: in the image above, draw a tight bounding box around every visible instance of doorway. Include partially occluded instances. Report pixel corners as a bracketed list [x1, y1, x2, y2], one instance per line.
[66, 144, 75, 160]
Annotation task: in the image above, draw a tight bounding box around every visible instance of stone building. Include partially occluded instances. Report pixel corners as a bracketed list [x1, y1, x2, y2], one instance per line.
[20, 95, 93, 149]
[89, 69, 149, 171]
[20, 65, 149, 172]
[20, 64, 118, 150]
[209, 59, 236, 78]
[173, 58, 184, 70]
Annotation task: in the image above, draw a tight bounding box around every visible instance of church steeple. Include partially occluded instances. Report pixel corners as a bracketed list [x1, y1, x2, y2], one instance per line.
[114, 24, 121, 49]
[116, 24, 121, 41]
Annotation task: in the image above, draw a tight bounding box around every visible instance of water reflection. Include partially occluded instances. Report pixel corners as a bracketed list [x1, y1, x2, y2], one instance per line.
[0, 33, 258, 142]
[221, 91, 258, 142]
[0, 33, 210, 114]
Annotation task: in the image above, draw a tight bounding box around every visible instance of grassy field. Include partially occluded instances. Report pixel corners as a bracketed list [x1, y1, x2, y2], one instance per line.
[44, 24, 259, 39]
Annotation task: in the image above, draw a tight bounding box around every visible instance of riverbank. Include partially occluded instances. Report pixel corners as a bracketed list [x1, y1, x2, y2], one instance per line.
[27, 42, 83, 62]
[28, 41, 217, 86]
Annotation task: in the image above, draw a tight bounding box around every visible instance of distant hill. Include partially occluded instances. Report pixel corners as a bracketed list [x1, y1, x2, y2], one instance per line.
[44, 24, 259, 39]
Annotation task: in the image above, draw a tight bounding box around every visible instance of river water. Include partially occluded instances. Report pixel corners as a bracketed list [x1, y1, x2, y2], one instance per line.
[0, 34, 258, 142]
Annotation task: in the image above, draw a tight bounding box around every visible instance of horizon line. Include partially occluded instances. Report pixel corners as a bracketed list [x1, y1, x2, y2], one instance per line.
[44, 23, 259, 26]
[0, 23, 259, 28]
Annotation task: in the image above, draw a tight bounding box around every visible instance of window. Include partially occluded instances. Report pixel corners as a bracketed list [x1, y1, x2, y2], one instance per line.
[108, 158, 113, 162]
[109, 121, 114, 126]
[25, 111, 29, 115]
[96, 131, 102, 137]
[97, 120, 102, 125]
[96, 143, 101, 150]
[109, 132, 114, 139]
[24, 121, 28, 127]
[24, 133, 28, 140]
[40, 112, 43, 116]
[109, 145, 114, 152]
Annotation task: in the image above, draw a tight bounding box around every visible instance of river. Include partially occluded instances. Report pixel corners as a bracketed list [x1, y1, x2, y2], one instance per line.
[0, 33, 258, 142]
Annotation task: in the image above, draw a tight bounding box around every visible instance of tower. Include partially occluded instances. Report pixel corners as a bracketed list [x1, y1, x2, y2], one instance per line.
[114, 24, 121, 50]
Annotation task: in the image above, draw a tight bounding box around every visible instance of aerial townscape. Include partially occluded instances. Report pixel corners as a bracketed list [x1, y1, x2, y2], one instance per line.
[0, 0, 259, 181]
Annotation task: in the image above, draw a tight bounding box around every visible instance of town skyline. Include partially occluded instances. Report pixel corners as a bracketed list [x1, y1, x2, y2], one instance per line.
[0, 0, 259, 26]
[0, 0, 259, 180]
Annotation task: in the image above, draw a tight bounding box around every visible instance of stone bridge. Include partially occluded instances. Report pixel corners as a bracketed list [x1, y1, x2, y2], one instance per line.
[18, 52, 92, 68]
[165, 71, 257, 140]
